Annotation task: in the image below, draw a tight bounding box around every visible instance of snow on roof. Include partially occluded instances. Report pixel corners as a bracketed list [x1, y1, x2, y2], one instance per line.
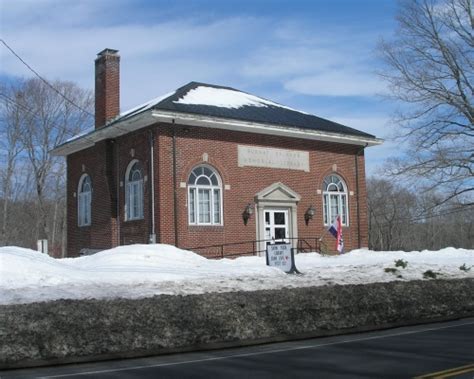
[173, 85, 305, 112]
[64, 126, 95, 143]
[59, 85, 310, 145]
[52, 81, 381, 155]
[1, 244, 472, 305]
[62, 92, 177, 144]
[119, 91, 176, 119]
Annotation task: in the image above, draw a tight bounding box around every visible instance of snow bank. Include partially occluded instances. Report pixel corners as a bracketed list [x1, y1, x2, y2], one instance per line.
[0, 245, 472, 305]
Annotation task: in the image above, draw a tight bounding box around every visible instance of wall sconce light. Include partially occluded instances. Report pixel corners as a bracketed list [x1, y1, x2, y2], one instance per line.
[305, 205, 316, 225]
[242, 203, 254, 225]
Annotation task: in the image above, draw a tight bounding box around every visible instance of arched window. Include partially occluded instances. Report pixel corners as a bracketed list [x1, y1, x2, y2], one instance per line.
[188, 165, 222, 225]
[323, 174, 348, 226]
[78, 174, 92, 226]
[125, 160, 144, 221]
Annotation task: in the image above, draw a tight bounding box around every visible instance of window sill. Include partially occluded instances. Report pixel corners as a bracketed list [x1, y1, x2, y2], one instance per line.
[125, 218, 145, 223]
[188, 225, 224, 231]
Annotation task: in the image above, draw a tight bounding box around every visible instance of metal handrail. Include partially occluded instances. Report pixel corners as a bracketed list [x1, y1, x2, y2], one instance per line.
[185, 237, 324, 259]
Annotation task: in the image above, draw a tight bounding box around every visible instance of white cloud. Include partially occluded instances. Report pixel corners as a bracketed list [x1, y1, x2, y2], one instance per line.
[284, 71, 386, 97]
[242, 47, 346, 79]
[1, 2, 388, 103]
[327, 115, 399, 175]
[0, 9, 261, 110]
[365, 142, 400, 176]
[329, 116, 390, 138]
[240, 20, 386, 98]
[0, 1, 397, 171]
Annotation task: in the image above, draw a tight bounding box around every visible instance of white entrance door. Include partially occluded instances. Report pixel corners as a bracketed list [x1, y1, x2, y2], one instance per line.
[264, 209, 289, 245]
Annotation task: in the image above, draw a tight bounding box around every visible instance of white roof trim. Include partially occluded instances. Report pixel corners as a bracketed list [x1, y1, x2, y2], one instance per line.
[51, 112, 157, 156]
[151, 111, 383, 147]
[51, 109, 383, 156]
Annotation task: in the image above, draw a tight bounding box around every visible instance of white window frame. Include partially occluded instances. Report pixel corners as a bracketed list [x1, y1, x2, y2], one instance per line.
[125, 159, 144, 221]
[188, 165, 223, 226]
[322, 174, 349, 226]
[78, 174, 92, 227]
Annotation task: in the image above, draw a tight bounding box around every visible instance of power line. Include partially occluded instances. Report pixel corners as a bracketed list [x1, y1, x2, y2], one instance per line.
[408, 204, 473, 223]
[1, 38, 149, 146]
[0, 92, 97, 144]
[371, 203, 473, 225]
[0, 38, 94, 117]
[0, 91, 136, 148]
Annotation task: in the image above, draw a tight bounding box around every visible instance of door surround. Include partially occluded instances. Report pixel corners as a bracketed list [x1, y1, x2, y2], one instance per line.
[254, 182, 300, 254]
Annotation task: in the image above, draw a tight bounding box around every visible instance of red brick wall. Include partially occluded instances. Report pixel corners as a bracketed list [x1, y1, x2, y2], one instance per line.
[67, 141, 118, 256]
[67, 129, 156, 256]
[156, 124, 368, 256]
[115, 130, 151, 246]
[95, 51, 120, 128]
[66, 122, 369, 257]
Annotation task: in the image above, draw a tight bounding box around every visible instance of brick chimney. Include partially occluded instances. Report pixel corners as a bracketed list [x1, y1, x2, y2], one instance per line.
[95, 48, 120, 128]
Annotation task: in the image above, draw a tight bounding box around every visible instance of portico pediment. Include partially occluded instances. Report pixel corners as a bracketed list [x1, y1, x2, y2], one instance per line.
[255, 182, 301, 203]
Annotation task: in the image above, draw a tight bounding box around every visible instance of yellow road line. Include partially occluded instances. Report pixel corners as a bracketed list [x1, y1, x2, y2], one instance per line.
[414, 363, 474, 378]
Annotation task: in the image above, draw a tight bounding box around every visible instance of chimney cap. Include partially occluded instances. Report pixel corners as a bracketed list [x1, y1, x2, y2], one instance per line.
[97, 48, 119, 57]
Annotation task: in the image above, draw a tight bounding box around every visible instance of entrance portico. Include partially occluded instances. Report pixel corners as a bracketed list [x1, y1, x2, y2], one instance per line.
[254, 182, 300, 254]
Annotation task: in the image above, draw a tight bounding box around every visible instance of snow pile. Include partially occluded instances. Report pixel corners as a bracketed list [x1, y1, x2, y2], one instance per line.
[174, 86, 303, 112]
[0, 245, 472, 305]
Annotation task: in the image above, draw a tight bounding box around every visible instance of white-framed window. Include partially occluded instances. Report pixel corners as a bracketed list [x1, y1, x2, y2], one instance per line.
[125, 159, 144, 221]
[78, 174, 92, 227]
[323, 174, 349, 226]
[188, 165, 222, 225]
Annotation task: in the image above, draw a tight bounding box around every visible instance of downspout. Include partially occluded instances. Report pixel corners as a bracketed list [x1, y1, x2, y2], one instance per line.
[355, 144, 368, 248]
[115, 139, 121, 245]
[148, 130, 156, 243]
[172, 121, 179, 247]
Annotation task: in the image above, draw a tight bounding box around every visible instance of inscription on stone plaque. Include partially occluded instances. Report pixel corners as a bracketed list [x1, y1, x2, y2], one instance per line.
[238, 145, 309, 172]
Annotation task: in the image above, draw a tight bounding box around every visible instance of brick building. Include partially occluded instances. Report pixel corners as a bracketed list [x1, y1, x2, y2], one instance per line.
[52, 49, 382, 257]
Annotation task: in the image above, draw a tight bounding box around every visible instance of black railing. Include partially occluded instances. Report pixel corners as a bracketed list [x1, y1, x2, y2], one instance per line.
[185, 237, 329, 259]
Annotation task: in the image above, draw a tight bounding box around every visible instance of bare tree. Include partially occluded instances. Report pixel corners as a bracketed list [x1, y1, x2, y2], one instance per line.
[0, 83, 24, 245]
[367, 178, 418, 250]
[368, 177, 474, 250]
[379, 0, 473, 207]
[0, 78, 93, 249]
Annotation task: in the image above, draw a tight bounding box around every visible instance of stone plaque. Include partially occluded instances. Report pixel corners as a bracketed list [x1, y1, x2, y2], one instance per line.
[238, 145, 309, 172]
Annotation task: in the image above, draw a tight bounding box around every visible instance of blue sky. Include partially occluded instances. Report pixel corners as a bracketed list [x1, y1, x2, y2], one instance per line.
[1, 0, 401, 174]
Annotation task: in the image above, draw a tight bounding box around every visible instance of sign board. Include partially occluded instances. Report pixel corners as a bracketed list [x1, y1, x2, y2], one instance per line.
[238, 145, 310, 172]
[266, 243, 299, 274]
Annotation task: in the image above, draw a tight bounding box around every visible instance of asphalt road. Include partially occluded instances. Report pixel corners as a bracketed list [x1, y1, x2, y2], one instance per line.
[2, 318, 474, 379]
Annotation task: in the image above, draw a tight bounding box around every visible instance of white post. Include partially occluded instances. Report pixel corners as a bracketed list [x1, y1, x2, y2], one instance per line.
[37, 239, 48, 254]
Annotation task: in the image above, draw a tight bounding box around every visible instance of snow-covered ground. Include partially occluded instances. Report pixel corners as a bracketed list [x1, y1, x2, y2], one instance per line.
[0, 244, 472, 305]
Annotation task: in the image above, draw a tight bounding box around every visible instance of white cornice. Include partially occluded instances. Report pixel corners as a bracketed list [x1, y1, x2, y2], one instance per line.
[151, 110, 384, 147]
[51, 109, 383, 156]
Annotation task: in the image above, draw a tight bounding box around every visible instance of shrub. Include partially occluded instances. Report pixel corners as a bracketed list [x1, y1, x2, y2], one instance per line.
[423, 270, 437, 279]
[394, 259, 408, 269]
[459, 263, 471, 272]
